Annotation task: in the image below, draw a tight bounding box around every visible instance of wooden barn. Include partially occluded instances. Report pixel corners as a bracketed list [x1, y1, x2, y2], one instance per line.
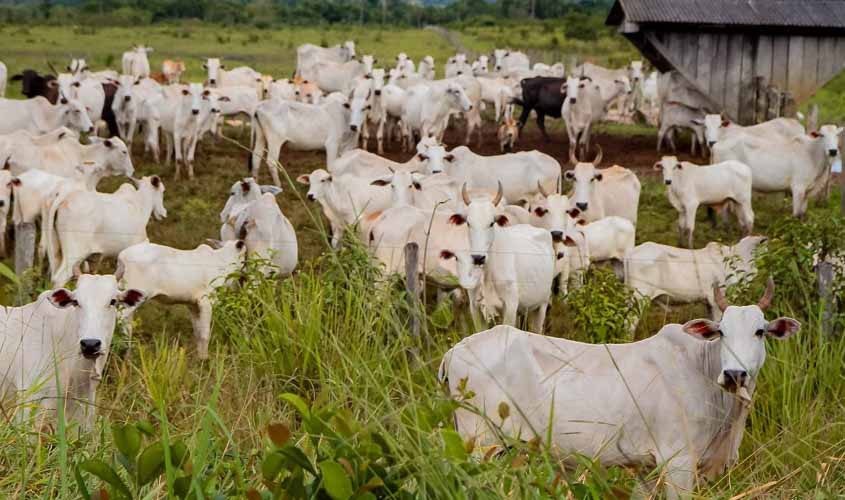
[606, 0, 845, 124]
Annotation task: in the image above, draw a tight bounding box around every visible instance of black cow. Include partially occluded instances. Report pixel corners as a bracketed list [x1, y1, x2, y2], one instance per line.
[101, 81, 120, 137]
[511, 77, 566, 142]
[10, 70, 59, 103]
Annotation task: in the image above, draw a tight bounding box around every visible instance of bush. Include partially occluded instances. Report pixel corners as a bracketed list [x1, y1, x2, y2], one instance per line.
[563, 266, 639, 343]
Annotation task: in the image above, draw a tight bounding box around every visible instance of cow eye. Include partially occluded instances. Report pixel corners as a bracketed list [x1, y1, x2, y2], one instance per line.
[755, 328, 765, 337]
[110, 299, 117, 306]
[534, 207, 547, 217]
[489, 222, 495, 228]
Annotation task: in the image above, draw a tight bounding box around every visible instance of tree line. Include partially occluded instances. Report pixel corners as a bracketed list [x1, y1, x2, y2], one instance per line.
[0, 0, 613, 29]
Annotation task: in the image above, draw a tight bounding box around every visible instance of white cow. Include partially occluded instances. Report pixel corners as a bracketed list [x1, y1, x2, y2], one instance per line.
[394, 53, 415, 76]
[401, 82, 472, 147]
[0, 273, 144, 430]
[564, 153, 641, 226]
[233, 193, 298, 277]
[251, 98, 354, 187]
[219, 177, 282, 240]
[698, 114, 805, 149]
[417, 56, 435, 80]
[0, 127, 77, 164]
[445, 54, 472, 78]
[53, 73, 106, 125]
[439, 281, 799, 499]
[162, 59, 186, 85]
[657, 101, 706, 156]
[117, 239, 245, 359]
[625, 235, 767, 319]
[493, 49, 530, 74]
[7, 136, 134, 188]
[296, 169, 391, 248]
[203, 58, 262, 88]
[0, 96, 94, 135]
[122, 46, 153, 79]
[477, 76, 516, 122]
[307, 60, 367, 94]
[0, 169, 12, 256]
[712, 125, 842, 217]
[296, 41, 356, 78]
[435, 145, 560, 205]
[472, 55, 490, 76]
[45, 176, 167, 287]
[561, 76, 595, 162]
[655, 156, 754, 248]
[439, 223, 553, 334]
[375, 83, 407, 155]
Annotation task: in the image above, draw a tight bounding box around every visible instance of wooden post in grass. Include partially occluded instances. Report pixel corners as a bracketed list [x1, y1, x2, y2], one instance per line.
[404, 242, 421, 343]
[14, 223, 35, 276]
[807, 104, 819, 132]
[766, 86, 781, 120]
[754, 76, 767, 123]
[818, 260, 837, 337]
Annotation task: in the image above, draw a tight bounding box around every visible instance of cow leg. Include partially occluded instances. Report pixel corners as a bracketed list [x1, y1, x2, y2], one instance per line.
[684, 203, 697, 249]
[376, 117, 386, 155]
[657, 123, 668, 152]
[530, 304, 547, 335]
[502, 290, 519, 328]
[262, 138, 284, 187]
[792, 186, 808, 219]
[466, 289, 484, 332]
[14, 222, 36, 275]
[191, 297, 213, 360]
[661, 456, 695, 500]
[667, 127, 677, 153]
[535, 112, 549, 142]
[738, 201, 754, 236]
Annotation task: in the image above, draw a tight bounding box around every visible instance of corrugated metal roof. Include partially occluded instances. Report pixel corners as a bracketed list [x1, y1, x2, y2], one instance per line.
[607, 0, 845, 29]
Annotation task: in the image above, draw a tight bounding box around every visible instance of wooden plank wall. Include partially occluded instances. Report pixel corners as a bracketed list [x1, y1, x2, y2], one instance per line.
[655, 30, 845, 123]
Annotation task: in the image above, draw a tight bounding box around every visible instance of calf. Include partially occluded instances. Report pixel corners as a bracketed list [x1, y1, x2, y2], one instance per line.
[445, 54, 472, 78]
[712, 125, 842, 217]
[655, 156, 754, 248]
[624, 235, 767, 320]
[564, 151, 641, 226]
[657, 101, 706, 156]
[401, 82, 472, 147]
[54, 73, 106, 126]
[498, 116, 519, 152]
[512, 77, 566, 141]
[0, 96, 94, 135]
[219, 177, 282, 240]
[45, 176, 167, 287]
[162, 59, 186, 84]
[440, 280, 798, 499]
[493, 49, 530, 75]
[251, 98, 355, 186]
[8, 136, 134, 188]
[418, 56, 435, 80]
[117, 240, 245, 359]
[0, 273, 144, 430]
[699, 114, 804, 149]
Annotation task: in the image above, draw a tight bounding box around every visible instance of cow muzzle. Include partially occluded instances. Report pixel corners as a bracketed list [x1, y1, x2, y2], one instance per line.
[575, 202, 588, 211]
[569, 98, 576, 104]
[550, 230, 563, 242]
[350, 124, 358, 132]
[721, 369, 748, 392]
[471, 254, 486, 266]
[124, 95, 131, 102]
[374, 90, 382, 96]
[829, 149, 838, 157]
[209, 79, 217, 85]
[708, 141, 716, 148]
[80, 338, 102, 359]
[307, 193, 316, 201]
[664, 180, 672, 185]
[192, 109, 199, 115]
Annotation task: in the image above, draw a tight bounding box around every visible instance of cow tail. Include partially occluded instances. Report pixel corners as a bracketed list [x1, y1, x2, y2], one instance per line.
[44, 187, 72, 276]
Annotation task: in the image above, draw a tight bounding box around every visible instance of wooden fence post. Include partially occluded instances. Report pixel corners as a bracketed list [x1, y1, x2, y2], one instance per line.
[818, 260, 838, 337]
[14, 223, 35, 275]
[404, 242, 422, 344]
[781, 91, 796, 118]
[807, 104, 820, 132]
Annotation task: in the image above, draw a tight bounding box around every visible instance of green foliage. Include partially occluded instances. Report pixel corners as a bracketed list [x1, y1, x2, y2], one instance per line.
[562, 267, 639, 343]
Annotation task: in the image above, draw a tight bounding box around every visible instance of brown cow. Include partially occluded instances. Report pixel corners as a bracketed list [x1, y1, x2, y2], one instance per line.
[162, 60, 186, 85]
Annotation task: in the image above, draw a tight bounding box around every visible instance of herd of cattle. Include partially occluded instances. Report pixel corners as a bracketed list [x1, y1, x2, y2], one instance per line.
[0, 39, 828, 497]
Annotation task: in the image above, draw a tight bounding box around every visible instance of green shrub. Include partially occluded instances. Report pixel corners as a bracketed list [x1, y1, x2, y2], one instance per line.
[563, 267, 639, 343]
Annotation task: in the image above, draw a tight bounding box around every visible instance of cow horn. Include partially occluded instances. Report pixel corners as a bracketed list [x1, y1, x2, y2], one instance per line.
[492, 181, 503, 206]
[72, 260, 84, 279]
[713, 284, 729, 312]
[757, 277, 775, 311]
[387, 166, 395, 174]
[556, 175, 562, 194]
[461, 182, 471, 206]
[569, 148, 579, 166]
[537, 180, 550, 198]
[128, 177, 141, 186]
[47, 60, 59, 76]
[591, 145, 603, 166]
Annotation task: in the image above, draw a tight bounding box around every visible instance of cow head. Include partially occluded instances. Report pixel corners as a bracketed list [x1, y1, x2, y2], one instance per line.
[682, 278, 799, 397]
[702, 114, 728, 147]
[59, 97, 96, 134]
[347, 85, 372, 133]
[371, 68, 386, 95]
[458, 182, 507, 266]
[654, 155, 681, 186]
[131, 175, 167, 220]
[498, 117, 519, 152]
[561, 76, 585, 105]
[528, 182, 574, 244]
[439, 249, 483, 291]
[297, 169, 332, 202]
[415, 137, 453, 175]
[629, 60, 644, 83]
[493, 49, 508, 72]
[563, 146, 603, 213]
[90, 137, 134, 178]
[181, 83, 204, 117]
[47, 274, 145, 360]
[204, 58, 223, 86]
[361, 54, 376, 75]
[370, 169, 423, 207]
[809, 124, 844, 158]
[446, 82, 473, 112]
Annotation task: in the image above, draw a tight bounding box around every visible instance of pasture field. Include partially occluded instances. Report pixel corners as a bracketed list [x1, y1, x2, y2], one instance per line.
[2, 25, 845, 499]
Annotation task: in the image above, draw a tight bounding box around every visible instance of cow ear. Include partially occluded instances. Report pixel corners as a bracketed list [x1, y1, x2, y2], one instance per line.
[566, 208, 581, 218]
[370, 179, 390, 186]
[236, 240, 246, 250]
[260, 185, 283, 195]
[652, 162, 662, 171]
[103, 139, 113, 148]
[449, 213, 466, 225]
[151, 175, 162, 188]
[564, 171, 575, 181]
[576, 219, 587, 226]
[810, 131, 821, 138]
[206, 239, 224, 249]
[412, 181, 422, 190]
[495, 215, 509, 227]
[119, 289, 145, 308]
[296, 174, 310, 185]
[439, 250, 455, 260]
[445, 154, 455, 162]
[8, 178, 21, 188]
[766, 318, 800, 339]
[563, 235, 578, 247]
[60, 98, 68, 105]
[682, 319, 722, 340]
[219, 96, 231, 102]
[721, 120, 730, 127]
[48, 288, 77, 308]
